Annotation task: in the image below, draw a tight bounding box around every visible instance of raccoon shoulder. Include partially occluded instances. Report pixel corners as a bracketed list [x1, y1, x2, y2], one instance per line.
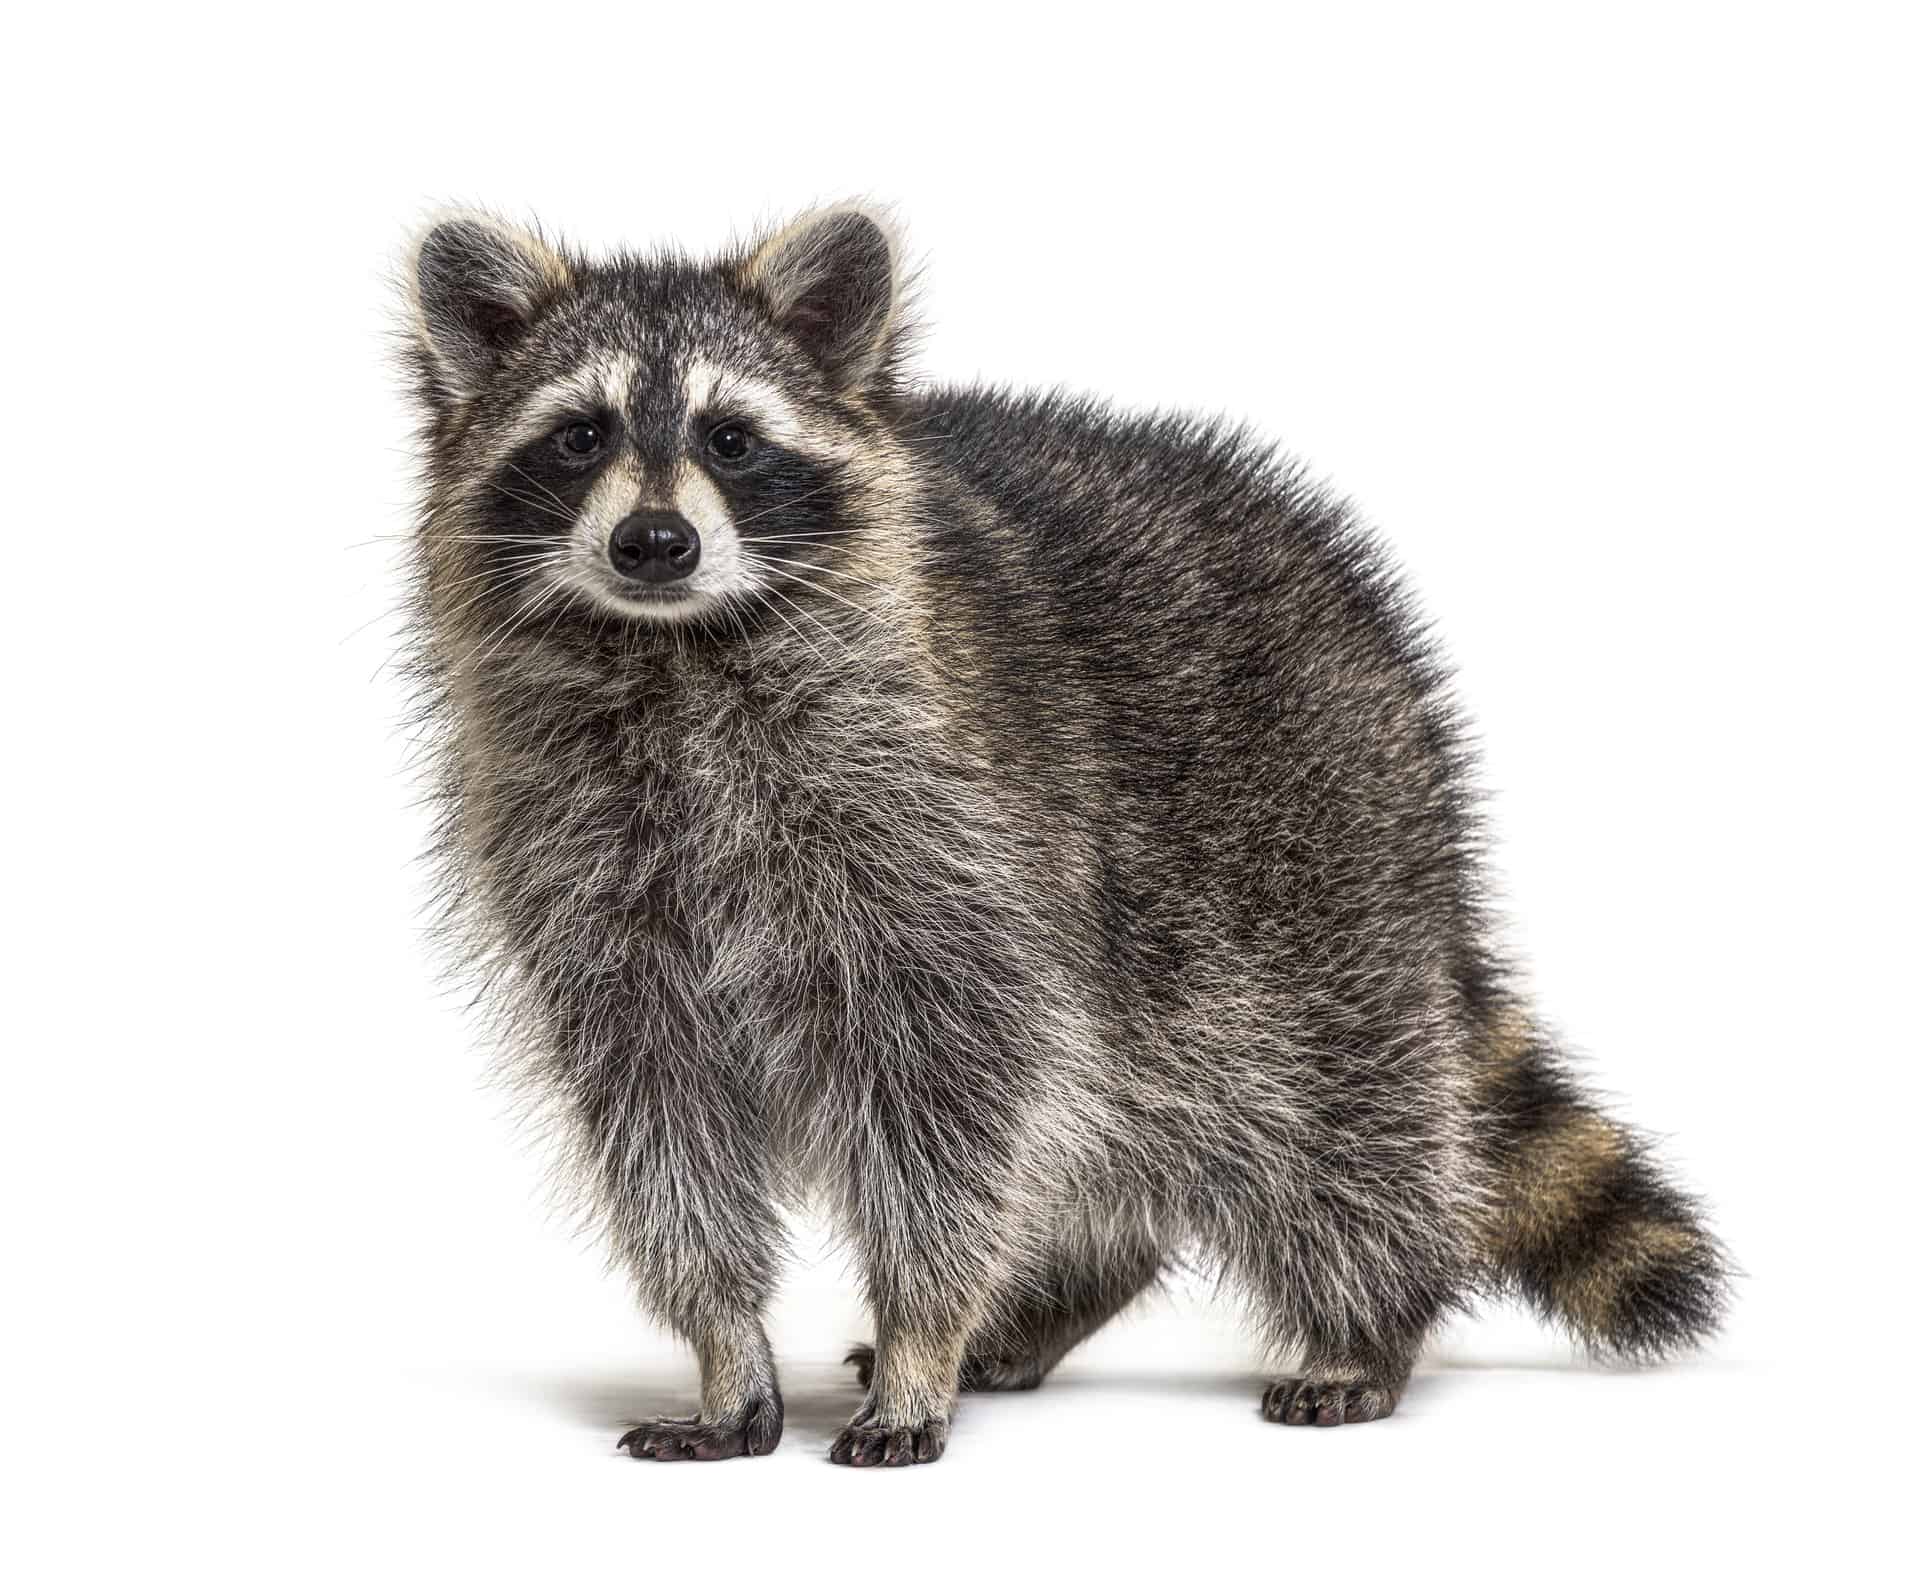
[899, 385, 1441, 701]
[899, 385, 1301, 546]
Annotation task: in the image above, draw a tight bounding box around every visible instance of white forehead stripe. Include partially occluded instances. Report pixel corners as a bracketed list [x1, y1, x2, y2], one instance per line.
[680, 359, 851, 458]
[500, 351, 643, 449]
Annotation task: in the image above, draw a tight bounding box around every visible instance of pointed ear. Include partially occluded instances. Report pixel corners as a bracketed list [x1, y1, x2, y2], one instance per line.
[403, 210, 571, 398]
[730, 204, 908, 393]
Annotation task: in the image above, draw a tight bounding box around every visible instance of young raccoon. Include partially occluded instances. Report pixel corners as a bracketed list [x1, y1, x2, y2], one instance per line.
[396, 203, 1728, 1466]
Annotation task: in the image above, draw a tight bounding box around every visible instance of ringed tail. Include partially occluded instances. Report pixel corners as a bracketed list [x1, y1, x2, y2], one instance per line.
[1474, 1010, 1730, 1358]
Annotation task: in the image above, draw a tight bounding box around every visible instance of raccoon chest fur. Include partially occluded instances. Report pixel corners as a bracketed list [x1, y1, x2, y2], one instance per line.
[460, 644, 1079, 1180]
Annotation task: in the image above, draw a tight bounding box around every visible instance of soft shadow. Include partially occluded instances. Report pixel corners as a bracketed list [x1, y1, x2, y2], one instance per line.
[1424, 1351, 1747, 1375]
[1030, 1368, 1263, 1400]
[484, 1348, 1733, 1448]
[516, 1359, 867, 1446]
[1423, 1353, 1588, 1374]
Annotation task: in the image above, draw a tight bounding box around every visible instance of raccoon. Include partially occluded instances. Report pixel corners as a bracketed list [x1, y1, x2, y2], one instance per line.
[394, 203, 1729, 1466]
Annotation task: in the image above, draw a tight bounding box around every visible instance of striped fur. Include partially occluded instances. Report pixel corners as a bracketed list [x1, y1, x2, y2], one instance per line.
[1474, 1013, 1728, 1359]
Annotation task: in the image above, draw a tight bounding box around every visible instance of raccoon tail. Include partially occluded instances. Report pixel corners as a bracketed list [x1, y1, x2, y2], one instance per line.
[1473, 1010, 1731, 1360]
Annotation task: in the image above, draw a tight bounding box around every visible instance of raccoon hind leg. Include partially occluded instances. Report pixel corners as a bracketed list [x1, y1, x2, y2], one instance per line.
[1216, 1118, 1463, 1426]
[1260, 1342, 1416, 1428]
[1254, 1251, 1435, 1427]
[847, 1227, 1163, 1394]
[1248, 1232, 1449, 1429]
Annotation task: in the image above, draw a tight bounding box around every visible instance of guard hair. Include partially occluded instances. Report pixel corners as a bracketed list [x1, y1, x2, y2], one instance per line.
[390, 202, 1730, 1465]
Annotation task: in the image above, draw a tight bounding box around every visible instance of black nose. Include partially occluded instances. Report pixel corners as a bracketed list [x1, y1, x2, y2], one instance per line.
[608, 511, 701, 583]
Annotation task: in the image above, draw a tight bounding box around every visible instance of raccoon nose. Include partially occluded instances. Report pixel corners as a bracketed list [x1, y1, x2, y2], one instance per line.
[608, 511, 702, 583]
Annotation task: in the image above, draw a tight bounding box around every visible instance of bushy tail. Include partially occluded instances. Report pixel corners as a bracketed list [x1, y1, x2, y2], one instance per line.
[1473, 1011, 1730, 1359]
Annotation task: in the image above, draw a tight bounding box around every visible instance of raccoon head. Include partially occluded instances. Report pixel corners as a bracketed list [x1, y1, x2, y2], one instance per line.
[399, 204, 915, 639]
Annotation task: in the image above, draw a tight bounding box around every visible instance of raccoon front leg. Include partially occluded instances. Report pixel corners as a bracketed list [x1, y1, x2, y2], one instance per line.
[598, 1080, 787, 1461]
[827, 1049, 1041, 1466]
[830, 1179, 1018, 1465]
[620, 1315, 783, 1460]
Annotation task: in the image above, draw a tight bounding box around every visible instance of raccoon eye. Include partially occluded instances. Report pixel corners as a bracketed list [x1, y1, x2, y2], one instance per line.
[707, 423, 753, 463]
[558, 420, 603, 457]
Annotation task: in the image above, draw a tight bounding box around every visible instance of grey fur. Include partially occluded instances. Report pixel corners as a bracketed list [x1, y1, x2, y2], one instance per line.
[393, 204, 1728, 1465]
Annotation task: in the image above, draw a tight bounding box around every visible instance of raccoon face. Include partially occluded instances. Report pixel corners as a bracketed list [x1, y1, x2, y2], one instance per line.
[401, 205, 911, 634]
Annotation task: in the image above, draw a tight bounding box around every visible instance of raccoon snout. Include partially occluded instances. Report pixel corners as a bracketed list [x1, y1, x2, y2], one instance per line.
[609, 511, 702, 584]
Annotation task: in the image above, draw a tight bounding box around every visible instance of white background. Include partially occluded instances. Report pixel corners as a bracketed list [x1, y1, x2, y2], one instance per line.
[7, 4, 1904, 1564]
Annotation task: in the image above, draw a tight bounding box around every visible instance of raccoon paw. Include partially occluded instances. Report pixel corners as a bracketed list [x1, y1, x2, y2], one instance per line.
[1260, 1376, 1400, 1427]
[619, 1395, 783, 1461]
[827, 1415, 950, 1468]
[845, 1342, 1044, 1394]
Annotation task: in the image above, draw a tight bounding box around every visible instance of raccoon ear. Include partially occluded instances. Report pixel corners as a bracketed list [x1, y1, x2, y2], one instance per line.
[404, 210, 571, 398]
[731, 204, 907, 393]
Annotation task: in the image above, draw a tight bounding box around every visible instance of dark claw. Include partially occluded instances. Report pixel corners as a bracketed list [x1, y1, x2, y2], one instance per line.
[1262, 1376, 1399, 1428]
[620, 1393, 783, 1461]
[828, 1417, 949, 1468]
